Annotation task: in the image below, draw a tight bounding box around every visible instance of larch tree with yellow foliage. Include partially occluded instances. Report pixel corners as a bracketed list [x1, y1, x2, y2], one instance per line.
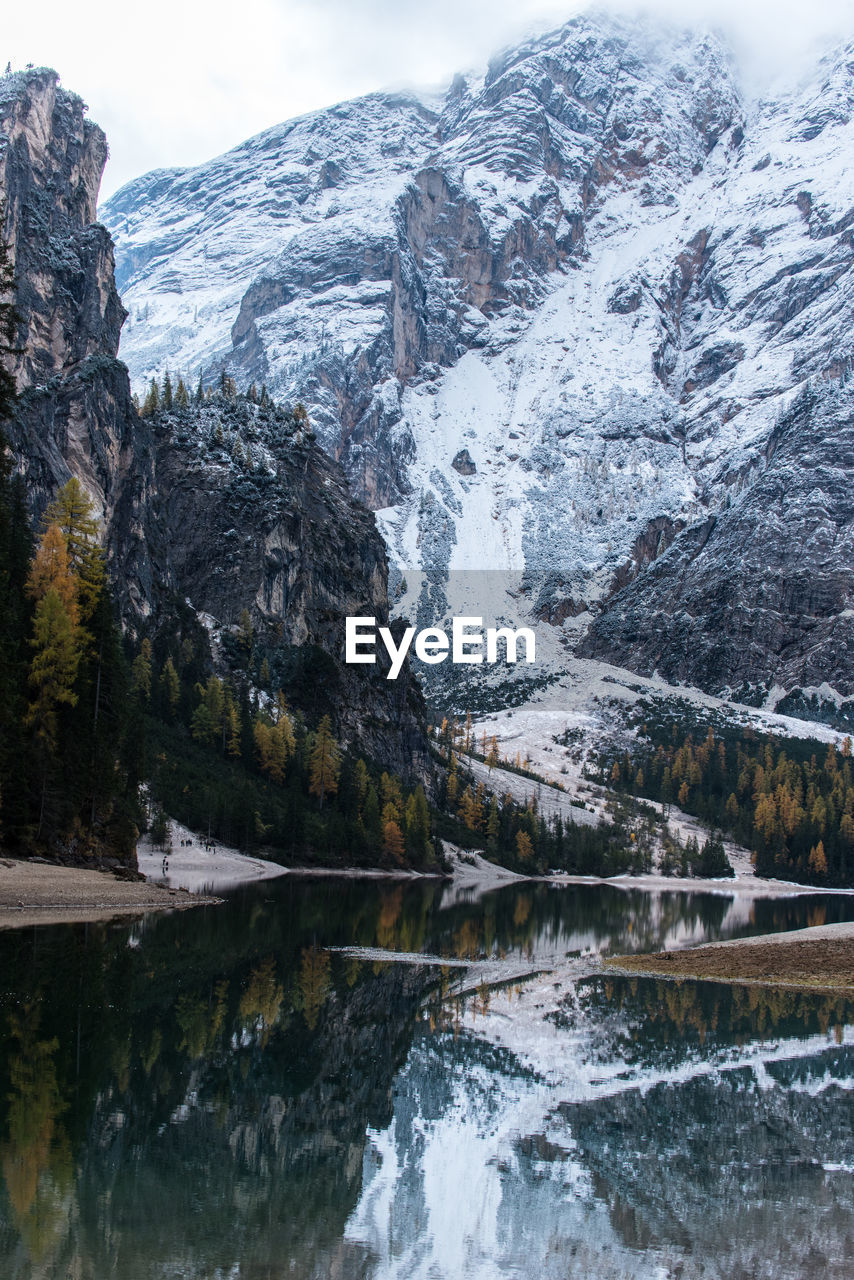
[25, 523, 80, 753]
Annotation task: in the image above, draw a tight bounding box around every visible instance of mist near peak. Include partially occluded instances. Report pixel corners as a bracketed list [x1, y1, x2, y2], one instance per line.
[4, 0, 852, 199]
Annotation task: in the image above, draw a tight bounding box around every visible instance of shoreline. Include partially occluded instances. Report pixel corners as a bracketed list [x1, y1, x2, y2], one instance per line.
[605, 920, 854, 993]
[0, 856, 220, 930]
[536, 869, 854, 897]
[137, 818, 450, 892]
[4, 823, 852, 946]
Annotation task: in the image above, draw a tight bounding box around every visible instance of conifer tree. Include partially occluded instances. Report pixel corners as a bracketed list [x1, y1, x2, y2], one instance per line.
[27, 523, 78, 621]
[226, 700, 242, 759]
[362, 784, 381, 843]
[142, 378, 159, 417]
[159, 657, 180, 719]
[308, 715, 340, 808]
[131, 638, 152, 701]
[516, 830, 534, 862]
[808, 840, 828, 877]
[446, 751, 459, 806]
[354, 758, 370, 815]
[383, 818, 405, 864]
[487, 796, 500, 852]
[380, 771, 403, 821]
[26, 573, 80, 751]
[404, 784, 431, 860]
[43, 477, 104, 623]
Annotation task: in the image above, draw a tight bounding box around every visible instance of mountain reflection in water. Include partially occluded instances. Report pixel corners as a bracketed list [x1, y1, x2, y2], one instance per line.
[0, 878, 852, 1279]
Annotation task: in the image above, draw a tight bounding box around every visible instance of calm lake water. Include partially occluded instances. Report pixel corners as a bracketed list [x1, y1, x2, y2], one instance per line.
[1, 878, 853, 1279]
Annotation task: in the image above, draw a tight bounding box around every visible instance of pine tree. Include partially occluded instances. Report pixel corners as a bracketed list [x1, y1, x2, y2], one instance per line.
[446, 751, 459, 806]
[131, 637, 152, 700]
[162, 370, 173, 410]
[226, 700, 242, 759]
[380, 771, 403, 821]
[159, 657, 180, 719]
[404, 784, 431, 861]
[141, 378, 160, 417]
[308, 715, 340, 808]
[354, 758, 370, 814]
[362, 785, 381, 843]
[486, 796, 500, 852]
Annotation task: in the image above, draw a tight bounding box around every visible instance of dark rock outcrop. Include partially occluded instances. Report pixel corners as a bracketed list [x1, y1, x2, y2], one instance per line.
[112, 397, 429, 773]
[0, 68, 137, 522]
[582, 383, 854, 701]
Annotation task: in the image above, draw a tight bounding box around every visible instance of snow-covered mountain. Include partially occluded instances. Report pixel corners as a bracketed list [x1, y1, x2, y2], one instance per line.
[101, 13, 854, 713]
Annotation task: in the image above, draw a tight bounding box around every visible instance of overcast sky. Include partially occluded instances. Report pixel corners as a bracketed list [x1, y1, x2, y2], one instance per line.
[4, 0, 853, 201]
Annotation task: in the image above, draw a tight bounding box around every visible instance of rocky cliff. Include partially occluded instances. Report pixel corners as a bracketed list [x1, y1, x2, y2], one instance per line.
[0, 68, 136, 522]
[581, 381, 854, 703]
[103, 15, 854, 715]
[113, 394, 428, 772]
[0, 68, 426, 776]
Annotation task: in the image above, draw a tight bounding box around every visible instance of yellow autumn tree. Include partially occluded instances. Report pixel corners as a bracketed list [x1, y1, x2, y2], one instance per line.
[43, 477, 104, 623]
[25, 524, 81, 755]
[382, 818, 406, 864]
[516, 830, 534, 862]
[808, 840, 828, 878]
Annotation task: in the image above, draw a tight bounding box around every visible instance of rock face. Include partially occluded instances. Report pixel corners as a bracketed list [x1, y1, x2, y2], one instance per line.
[113, 396, 428, 773]
[103, 15, 854, 711]
[581, 382, 854, 700]
[0, 68, 426, 776]
[0, 68, 136, 522]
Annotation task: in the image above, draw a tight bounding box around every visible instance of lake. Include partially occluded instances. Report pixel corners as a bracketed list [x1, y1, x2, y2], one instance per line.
[1, 877, 853, 1278]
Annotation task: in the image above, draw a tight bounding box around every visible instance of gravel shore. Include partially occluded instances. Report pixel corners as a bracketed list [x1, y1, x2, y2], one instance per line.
[0, 857, 219, 929]
[607, 920, 854, 992]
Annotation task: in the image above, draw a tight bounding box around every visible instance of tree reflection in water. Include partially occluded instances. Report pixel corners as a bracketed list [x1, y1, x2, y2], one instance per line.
[0, 878, 851, 1278]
